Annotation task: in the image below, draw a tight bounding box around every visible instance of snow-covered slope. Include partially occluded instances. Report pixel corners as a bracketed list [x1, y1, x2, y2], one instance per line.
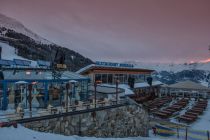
[0, 42, 26, 60]
[0, 41, 37, 66]
[124, 61, 210, 85]
[0, 13, 51, 44]
[130, 61, 210, 72]
[0, 125, 162, 140]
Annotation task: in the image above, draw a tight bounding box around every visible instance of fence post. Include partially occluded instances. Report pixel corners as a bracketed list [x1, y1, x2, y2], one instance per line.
[177, 127, 179, 138]
[78, 115, 82, 136]
[207, 130, 209, 140]
[185, 127, 188, 140]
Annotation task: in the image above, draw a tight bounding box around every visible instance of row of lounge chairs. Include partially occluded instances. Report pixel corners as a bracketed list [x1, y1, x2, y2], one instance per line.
[129, 92, 155, 103]
[153, 98, 189, 119]
[146, 97, 173, 112]
[178, 100, 208, 123]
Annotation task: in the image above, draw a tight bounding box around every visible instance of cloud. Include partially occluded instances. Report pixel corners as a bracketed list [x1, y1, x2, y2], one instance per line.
[0, 0, 210, 63]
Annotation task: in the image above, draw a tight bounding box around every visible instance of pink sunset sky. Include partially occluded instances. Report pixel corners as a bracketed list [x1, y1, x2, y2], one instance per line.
[0, 0, 210, 63]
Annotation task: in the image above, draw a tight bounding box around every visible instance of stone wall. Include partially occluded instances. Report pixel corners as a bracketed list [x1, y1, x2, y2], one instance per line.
[23, 105, 149, 138]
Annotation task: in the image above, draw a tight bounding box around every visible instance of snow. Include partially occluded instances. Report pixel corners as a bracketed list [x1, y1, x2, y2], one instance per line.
[100, 84, 134, 96]
[191, 99, 210, 131]
[76, 64, 95, 74]
[0, 13, 51, 44]
[134, 81, 163, 88]
[0, 41, 37, 67]
[200, 81, 209, 87]
[0, 125, 163, 140]
[130, 61, 210, 73]
[0, 42, 27, 60]
[118, 84, 134, 96]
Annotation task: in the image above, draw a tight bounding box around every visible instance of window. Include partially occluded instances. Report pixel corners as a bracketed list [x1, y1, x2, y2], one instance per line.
[95, 74, 101, 81]
[102, 74, 108, 83]
[108, 74, 113, 84]
[124, 74, 128, 83]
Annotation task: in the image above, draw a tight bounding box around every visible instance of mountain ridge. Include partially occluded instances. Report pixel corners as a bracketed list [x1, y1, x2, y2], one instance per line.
[0, 13, 51, 44]
[0, 13, 93, 71]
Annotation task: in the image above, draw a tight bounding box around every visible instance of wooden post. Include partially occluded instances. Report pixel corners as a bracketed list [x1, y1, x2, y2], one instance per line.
[185, 127, 188, 140]
[116, 80, 119, 104]
[177, 127, 179, 138]
[28, 84, 33, 118]
[66, 83, 70, 112]
[78, 115, 82, 136]
[94, 80, 102, 108]
[94, 82, 97, 109]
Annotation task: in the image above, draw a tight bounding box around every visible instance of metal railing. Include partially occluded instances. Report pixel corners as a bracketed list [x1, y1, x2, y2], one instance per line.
[0, 98, 130, 124]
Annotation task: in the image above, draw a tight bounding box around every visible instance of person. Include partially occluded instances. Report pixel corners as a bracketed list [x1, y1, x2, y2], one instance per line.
[152, 127, 157, 136]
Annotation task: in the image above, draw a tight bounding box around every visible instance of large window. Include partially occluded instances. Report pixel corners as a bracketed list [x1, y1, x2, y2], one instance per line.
[94, 73, 149, 84]
[102, 74, 107, 83]
[95, 74, 101, 81]
[124, 74, 128, 83]
[108, 74, 113, 84]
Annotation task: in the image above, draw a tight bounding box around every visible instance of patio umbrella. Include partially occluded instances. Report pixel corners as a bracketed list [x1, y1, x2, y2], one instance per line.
[15, 81, 28, 84]
[69, 80, 78, 83]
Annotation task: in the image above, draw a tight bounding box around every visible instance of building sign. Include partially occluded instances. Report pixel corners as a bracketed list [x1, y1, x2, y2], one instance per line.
[95, 61, 134, 68]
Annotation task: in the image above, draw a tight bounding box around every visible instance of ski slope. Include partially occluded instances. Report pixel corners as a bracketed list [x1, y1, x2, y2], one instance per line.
[0, 41, 37, 66]
[0, 42, 26, 60]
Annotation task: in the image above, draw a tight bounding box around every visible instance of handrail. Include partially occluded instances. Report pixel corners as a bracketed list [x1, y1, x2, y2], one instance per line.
[0, 99, 129, 123]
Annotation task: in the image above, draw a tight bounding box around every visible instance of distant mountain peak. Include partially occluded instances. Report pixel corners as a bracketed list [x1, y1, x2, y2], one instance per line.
[0, 13, 51, 44]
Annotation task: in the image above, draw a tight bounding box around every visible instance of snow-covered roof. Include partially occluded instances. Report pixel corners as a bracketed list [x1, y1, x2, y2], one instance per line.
[134, 81, 163, 88]
[96, 84, 134, 96]
[76, 64, 95, 74]
[119, 84, 134, 95]
[76, 64, 154, 74]
[168, 80, 210, 91]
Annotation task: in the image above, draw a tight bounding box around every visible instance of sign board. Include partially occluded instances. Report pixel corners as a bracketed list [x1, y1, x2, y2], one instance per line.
[95, 61, 134, 68]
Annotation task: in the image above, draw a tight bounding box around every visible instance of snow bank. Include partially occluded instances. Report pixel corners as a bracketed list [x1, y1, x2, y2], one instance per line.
[0, 125, 162, 140]
[191, 99, 210, 131]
